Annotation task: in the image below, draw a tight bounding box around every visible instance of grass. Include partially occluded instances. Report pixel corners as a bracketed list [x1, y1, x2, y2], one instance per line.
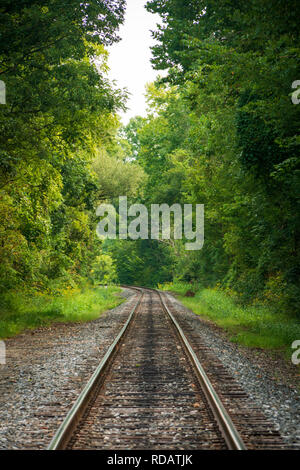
[0, 285, 123, 339]
[159, 281, 300, 356]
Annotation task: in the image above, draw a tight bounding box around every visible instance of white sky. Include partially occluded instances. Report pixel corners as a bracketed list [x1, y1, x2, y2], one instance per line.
[107, 0, 162, 124]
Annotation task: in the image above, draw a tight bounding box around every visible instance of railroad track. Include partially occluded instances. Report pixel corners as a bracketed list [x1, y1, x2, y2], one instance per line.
[48, 287, 283, 450]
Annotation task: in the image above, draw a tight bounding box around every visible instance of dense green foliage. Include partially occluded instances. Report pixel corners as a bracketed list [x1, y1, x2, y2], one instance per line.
[0, 285, 122, 339]
[0, 1, 136, 293]
[106, 238, 175, 287]
[1, 1, 299, 335]
[110, 0, 300, 318]
[160, 281, 300, 354]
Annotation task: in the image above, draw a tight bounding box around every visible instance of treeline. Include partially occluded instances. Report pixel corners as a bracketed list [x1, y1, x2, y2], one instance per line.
[1, 1, 300, 318]
[0, 1, 146, 293]
[110, 0, 300, 316]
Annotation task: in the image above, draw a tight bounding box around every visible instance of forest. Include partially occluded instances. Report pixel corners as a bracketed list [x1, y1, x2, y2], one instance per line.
[0, 1, 299, 348]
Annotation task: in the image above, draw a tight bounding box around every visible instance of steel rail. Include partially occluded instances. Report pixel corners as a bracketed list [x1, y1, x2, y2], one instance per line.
[47, 288, 143, 450]
[47, 285, 246, 450]
[156, 288, 246, 450]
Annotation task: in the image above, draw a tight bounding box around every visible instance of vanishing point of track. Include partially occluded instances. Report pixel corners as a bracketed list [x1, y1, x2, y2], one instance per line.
[47, 287, 283, 450]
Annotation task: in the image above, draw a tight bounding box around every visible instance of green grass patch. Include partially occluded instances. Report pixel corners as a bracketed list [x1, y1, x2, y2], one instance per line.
[0, 285, 123, 339]
[159, 281, 300, 355]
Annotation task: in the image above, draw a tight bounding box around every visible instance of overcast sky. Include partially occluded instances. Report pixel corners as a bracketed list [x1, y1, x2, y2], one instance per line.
[107, 0, 162, 124]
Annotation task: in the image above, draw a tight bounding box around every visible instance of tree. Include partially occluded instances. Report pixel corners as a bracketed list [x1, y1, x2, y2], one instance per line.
[143, 0, 300, 313]
[0, 1, 126, 292]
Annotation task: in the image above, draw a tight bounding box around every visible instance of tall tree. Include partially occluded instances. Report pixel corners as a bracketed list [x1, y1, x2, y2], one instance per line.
[0, 1, 126, 291]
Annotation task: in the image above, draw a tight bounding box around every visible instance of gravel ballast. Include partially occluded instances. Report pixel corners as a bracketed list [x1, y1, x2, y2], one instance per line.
[165, 292, 300, 449]
[0, 287, 299, 450]
[0, 288, 137, 450]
